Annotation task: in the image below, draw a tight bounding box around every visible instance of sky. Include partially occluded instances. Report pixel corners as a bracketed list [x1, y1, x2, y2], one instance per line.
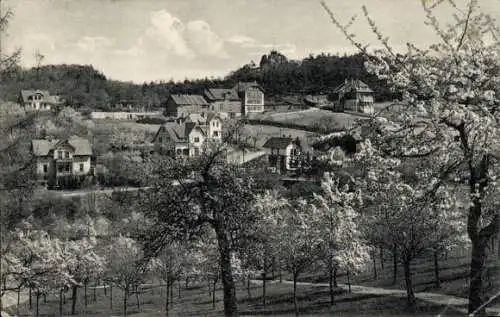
[4, 0, 500, 83]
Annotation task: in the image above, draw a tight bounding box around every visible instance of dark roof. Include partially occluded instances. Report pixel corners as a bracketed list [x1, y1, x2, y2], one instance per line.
[154, 121, 206, 143]
[170, 94, 208, 106]
[233, 81, 264, 93]
[333, 79, 373, 94]
[263, 137, 296, 150]
[32, 136, 92, 156]
[204, 88, 240, 101]
[21, 90, 61, 104]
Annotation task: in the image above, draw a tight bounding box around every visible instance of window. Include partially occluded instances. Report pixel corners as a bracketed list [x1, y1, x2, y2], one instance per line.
[194, 137, 200, 143]
[176, 149, 182, 156]
[79, 164, 84, 172]
[182, 149, 189, 156]
[57, 150, 63, 159]
[194, 148, 200, 156]
[213, 131, 219, 137]
[65, 151, 70, 158]
[57, 162, 71, 173]
[43, 164, 48, 173]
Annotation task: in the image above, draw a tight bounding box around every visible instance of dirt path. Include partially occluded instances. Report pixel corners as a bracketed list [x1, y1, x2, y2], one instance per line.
[253, 279, 500, 316]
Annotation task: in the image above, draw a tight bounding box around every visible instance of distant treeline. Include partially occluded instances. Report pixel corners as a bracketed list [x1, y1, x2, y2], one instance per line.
[0, 51, 395, 111]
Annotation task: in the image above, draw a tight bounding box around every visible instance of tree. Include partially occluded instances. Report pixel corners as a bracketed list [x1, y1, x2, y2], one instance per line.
[276, 199, 321, 317]
[106, 235, 148, 317]
[322, 0, 500, 313]
[139, 123, 256, 317]
[311, 172, 369, 305]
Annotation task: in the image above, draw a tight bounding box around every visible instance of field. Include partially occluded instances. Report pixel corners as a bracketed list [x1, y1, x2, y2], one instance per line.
[6, 247, 500, 317]
[6, 278, 462, 317]
[253, 107, 370, 130]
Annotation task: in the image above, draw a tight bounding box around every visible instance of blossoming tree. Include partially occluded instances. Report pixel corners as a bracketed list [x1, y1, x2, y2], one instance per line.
[321, 0, 500, 313]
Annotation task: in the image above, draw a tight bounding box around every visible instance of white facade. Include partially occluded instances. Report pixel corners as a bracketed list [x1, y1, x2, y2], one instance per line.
[244, 87, 265, 114]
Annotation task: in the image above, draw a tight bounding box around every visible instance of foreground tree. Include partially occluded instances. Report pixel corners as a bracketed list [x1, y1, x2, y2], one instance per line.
[311, 172, 369, 305]
[322, 0, 500, 313]
[139, 123, 256, 317]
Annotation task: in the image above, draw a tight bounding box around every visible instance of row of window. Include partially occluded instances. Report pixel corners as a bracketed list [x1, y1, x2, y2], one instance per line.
[43, 163, 85, 173]
[57, 150, 71, 159]
[246, 105, 263, 112]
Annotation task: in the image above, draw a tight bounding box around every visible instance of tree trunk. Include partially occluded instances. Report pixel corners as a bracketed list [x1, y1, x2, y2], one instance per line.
[208, 276, 211, 297]
[293, 273, 299, 317]
[212, 278, 217, 309]
[123, 286, 128, 317]
[333, 266, 338, 287]
[94, 281, 98, 302]
[43, 293, 46, 304]
[29, 286, 32, 309]
[104, 283, 107, 296]
[247, 274, 251, 300]
[403, 260, 415, 307]
[17, 287, 20, 307]
[170, 282, 174, 307]
[468, 236, 489, 315]
[328, 267, 335, 306]
[84, 281, 88, 307]
[372, 251, 377, 279]
[434, 250, 441, 288]
[178, 281, 181, 298]
[392, 246, 398, 285]
[380, 247, 384, 270]
[59, 289, 64, 317]
[136, 286, 140, 310]
[185, 276, 189, 289]
[346, 270, 351, 293]
[36, 292, 40, 317]
[165, 280, 170, 316]
[279, 264, 282, 283]
[71, 285, 78, 315]
[214, 224, 238, 316]
[262, 263, 267, 308]
[110, 285, 113, 311]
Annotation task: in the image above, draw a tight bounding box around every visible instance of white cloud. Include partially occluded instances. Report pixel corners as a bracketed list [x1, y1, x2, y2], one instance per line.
[76, 36, 113, 52]
[144, 10, 195, 59]
[185, 20, 229, 58]
[225, 35, 257, 48]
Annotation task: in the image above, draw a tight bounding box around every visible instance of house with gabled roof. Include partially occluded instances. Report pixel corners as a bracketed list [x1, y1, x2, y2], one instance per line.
[203, 88, 242, 118]
[31, 135, 92, 187]
[233, 81, 265, 114]
[331, 79, 374, 113]
[153, 113, 223, 158]
[262, 136, 302, 173]
[19, 90, 63, 111]
[164, 94, 209, 118]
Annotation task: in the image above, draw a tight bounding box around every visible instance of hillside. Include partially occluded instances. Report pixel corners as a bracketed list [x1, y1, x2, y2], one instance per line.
[0, 51, 395, 111]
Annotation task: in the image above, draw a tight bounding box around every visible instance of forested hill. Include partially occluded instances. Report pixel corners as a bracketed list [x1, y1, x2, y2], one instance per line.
[0, 51, 394, 111]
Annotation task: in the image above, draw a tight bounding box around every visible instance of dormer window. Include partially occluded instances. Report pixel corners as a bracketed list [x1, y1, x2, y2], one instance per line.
[57, 150, 63, 159]
[194, 137, 200, 143]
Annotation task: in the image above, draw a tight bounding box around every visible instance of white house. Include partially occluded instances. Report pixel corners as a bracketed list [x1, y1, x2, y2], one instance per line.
[262, 137, 302, 173]
[332, 79, 374, 114]
[234, 81, 265, 114]
[20, 90, 63, 111]
[153, 113, 223, 158]
[31, 135, 92, 187]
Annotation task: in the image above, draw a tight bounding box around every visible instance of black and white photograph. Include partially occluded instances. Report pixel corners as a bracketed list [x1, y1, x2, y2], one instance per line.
[1, 0, 500, 316]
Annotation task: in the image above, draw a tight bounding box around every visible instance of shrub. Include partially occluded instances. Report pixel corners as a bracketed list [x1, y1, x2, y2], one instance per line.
[136, 117, 166, 124]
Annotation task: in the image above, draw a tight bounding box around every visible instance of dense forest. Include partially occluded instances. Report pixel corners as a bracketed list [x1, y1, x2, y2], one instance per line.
[0, 51, 393, 111]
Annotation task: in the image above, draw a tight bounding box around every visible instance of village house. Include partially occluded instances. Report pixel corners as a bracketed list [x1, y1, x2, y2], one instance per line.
[331, 79, 374, 114]
[19, 90, 63, 111]
[164, 94, 210, 118]
[31, 135, 93, 187]
[203, 88, 242, 119]
[262, 136, 302, 174]
[153, 113, 223, 158]
[233, 81, 265, 114]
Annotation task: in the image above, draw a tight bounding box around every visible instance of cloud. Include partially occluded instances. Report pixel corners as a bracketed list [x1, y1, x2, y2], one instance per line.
[144, 10, 195, 59]
[76, 36, 114, 52]
[185, 20, 229, 58]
